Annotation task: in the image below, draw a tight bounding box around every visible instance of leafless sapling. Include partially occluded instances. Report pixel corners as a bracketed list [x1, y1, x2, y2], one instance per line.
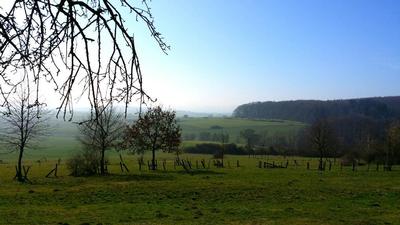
[0, 87, 48, 182]
[307, 119, 337, 171]
[77, 105, 126, 175]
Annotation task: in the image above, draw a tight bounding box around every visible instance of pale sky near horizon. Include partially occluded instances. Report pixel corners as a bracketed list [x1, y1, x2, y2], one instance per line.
[130, 0, 400, 113]
[1, 1, 399, 114]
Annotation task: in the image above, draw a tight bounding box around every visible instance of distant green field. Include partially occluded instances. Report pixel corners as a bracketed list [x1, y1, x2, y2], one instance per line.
[0, 117, 306, 162]
[179, 117, 305, 142]
[0, 153, 399, 224]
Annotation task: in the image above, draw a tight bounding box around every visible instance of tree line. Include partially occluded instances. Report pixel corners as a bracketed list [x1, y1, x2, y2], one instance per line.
[183, 117, 400, 171]
[233, 97, 400, 123]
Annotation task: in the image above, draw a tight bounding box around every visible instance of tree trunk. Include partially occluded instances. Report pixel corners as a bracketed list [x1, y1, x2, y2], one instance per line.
[318, 149, 323, 171]
[151, 147, 156, 170]
[100, 148, 105, 175]
[176, 151, 180, 163]
[17, 145, 24, 182]
[385, 148, 391, 171]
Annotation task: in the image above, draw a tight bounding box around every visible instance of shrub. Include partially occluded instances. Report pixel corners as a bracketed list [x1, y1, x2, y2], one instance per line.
[67, 149, 102, 176]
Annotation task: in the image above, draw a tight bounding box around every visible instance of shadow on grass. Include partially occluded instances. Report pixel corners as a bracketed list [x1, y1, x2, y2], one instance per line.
[116, 169, 226, 177]
[16, 169, 226, 185]
[95, 169, 225, 181]
[98, 173, 177, 182]
[174, 169, 226, 176]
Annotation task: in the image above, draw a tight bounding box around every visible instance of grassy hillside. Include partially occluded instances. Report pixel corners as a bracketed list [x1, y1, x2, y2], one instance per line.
[179, 117, 305, 142]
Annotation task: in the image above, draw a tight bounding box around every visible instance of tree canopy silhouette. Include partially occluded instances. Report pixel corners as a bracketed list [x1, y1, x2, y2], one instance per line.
[123, 106, 181, 170]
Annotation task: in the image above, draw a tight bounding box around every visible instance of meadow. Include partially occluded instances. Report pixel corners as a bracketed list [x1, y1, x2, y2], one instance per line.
[179, 117, 305, 141]
[0, 116, 305, 161]
[0, 117, 399, 225]
[0, 153, 399, 225]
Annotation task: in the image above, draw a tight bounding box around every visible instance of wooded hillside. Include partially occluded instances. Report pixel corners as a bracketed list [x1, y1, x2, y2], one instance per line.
[233, 96, 400, 123]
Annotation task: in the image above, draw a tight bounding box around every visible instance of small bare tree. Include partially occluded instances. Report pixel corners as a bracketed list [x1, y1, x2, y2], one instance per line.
[385, 120, 400, 171]
[123, 106, 181, 170]
[77, 105, 125, 175]
[308, 119, 337, 171]
[240, 128, 260, 157]
[0, 87, 48, 182]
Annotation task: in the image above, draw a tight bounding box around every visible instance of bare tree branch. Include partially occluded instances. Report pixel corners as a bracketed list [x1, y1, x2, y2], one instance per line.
[0, 0, 168, 121]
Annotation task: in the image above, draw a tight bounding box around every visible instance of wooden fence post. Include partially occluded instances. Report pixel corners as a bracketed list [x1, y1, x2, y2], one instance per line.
[55, 163, 58, 177]
[46, 164, 58, 178]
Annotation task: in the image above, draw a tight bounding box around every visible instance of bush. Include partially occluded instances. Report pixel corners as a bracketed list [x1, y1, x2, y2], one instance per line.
[340, 152, 359, 166]
[67, 149, 101, 176]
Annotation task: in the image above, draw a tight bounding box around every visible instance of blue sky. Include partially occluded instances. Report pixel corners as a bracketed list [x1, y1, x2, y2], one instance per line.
[131, 0, 400, 113]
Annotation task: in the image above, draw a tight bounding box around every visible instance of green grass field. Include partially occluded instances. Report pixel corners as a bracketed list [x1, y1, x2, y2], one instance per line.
[0, 117, 305, 162]
[0, 153, 399, 225]
[0, 117, 399, 224]
[179, 117, 305, 142]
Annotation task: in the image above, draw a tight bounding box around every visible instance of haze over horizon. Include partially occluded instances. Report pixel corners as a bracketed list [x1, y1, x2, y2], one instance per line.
[2, 1, 398, 114]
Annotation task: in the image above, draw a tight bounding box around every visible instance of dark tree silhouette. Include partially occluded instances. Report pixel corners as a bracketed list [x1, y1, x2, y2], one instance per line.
[0, 87, 48, 182]
[240, 129, 260, 150]
[385, 120, 400, 170]
[308, 119, 337, 171]
[78, 106, 125, 175]
[123, 106, 181, 170]
[0, 0, 168, 120]
[219, 130, 229, 165]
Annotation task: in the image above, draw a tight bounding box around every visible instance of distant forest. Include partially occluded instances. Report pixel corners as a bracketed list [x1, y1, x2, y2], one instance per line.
[231, 97, 400, 164]
[233, 96, 400, 123]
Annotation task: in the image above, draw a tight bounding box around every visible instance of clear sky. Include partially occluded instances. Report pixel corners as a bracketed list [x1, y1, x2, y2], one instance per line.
[129, 0, 400, 113]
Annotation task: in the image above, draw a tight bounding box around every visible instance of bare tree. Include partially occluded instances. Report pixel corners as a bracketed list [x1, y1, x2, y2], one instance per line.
[0, 87, 48, 182]
[0, 0, 168, 120]
[385, 120, 400, 171]
[240, 129, 260, 157]
[308, 119, 337, 171]
[123, 106, 181, 170]
[77, 105, 125, 175]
